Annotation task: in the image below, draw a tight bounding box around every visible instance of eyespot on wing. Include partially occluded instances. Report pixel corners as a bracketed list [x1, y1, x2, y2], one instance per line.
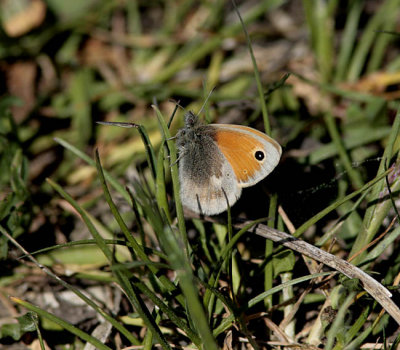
[212, 124, 281, 186]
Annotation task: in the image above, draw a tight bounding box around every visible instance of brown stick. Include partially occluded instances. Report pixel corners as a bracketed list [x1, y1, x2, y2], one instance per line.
[187, 209, 400, 326]
[234, 221, 400, 325]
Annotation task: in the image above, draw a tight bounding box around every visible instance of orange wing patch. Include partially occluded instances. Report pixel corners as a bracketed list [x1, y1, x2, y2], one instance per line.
[213, 129, 266, 183]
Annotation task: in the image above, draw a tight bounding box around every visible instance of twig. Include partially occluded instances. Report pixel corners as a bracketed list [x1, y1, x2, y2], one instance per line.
[238, 221, 400, 325]
[186, 210, 400, 325]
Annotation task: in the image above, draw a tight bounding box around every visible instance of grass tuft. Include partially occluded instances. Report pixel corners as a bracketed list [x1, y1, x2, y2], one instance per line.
[1, 1, 400, 349]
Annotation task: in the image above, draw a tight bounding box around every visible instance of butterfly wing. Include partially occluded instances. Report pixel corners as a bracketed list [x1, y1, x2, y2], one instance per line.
[179, 152, 242, 215]
[211, 124, 282, 187]
[177, 127, 242, 215]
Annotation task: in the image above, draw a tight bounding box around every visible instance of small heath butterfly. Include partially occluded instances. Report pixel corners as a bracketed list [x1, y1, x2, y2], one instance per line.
[176, 111, 282, 215]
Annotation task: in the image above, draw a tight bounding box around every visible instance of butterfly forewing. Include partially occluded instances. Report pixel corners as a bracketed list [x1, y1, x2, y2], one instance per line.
[212, 125, 281, 187]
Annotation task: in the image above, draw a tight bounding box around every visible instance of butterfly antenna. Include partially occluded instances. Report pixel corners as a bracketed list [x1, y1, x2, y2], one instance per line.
[197, 87, 215, 117]
[168, 99, 185, 128]
[169, 99, 185, 112]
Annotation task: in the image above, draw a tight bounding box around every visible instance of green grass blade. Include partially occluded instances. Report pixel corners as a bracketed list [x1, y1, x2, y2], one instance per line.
[127, 187, 147, 245]
[346, 0, 397, 81]
[95, 149, 138, 260]
[152, 105, 187, 251]
[265, 194, 278, 309]
[213, 272, 330, 336]
[334, 0, 363, 82]
[47, 178, 114, 262]
[137, 124, 158, 179]
[303, 0, 334, 82]
[47, 179, 172, 348]
[294, 168, 392, 238]
[95, 150, 182, 300]
[366, 0, 400, 74]
[232, 0, 270, 135]
[54, 137, 130, 202]
[203, 218, 267, 310]
[370, 106, 400, 214]
[95, 122, 158, 180]
[151, 0, 283, 84]
[350, 108, 400, 262]
[133, 277, 201, 346]
[160, 225, 218, 350]
[11, 297, 112, 350]
[114, 270, 172, 350]
[326, 292, 357, 350]
[0, 224, 139, 345]
[342, 305, 371, 346]
[365, 224, 400, 263]
[155, 141, 172, 223]
[324, 112, 364, 190]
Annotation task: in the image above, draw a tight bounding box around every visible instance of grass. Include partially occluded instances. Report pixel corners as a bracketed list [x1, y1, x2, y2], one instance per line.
[1, 0, 400, 349]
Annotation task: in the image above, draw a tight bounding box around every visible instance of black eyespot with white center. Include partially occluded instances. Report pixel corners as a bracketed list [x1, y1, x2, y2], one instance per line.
[255, 150, 265, 161]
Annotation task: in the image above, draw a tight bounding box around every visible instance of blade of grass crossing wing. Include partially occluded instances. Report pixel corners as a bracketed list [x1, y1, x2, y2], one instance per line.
[233, 0, 280, 315]
[225, 194, 235, 296]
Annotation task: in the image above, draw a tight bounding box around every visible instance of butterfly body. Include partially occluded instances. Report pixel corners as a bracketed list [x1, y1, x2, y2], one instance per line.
[176, 112, 281, 215]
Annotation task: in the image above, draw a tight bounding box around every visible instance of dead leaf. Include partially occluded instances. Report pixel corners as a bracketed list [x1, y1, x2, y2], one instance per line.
[2, 0, 46, 37]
